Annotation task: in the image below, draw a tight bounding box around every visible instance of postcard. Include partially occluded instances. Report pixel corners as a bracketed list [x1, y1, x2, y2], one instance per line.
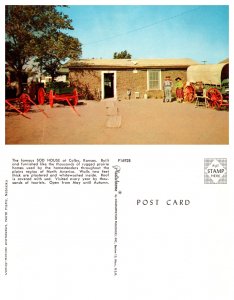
[1, 1, 233, 300]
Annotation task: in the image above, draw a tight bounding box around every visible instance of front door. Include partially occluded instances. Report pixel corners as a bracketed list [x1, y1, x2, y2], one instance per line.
[104, 73, 114, 98]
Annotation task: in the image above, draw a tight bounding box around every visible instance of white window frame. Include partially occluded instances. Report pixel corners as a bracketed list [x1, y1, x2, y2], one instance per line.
[147, 69, 161, 90]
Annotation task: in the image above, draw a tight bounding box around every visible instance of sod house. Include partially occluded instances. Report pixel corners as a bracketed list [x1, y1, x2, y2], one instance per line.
[66, 58, 198, 100]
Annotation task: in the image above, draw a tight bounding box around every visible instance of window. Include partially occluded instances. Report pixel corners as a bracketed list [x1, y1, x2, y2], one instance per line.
[147, 70, 161, 90]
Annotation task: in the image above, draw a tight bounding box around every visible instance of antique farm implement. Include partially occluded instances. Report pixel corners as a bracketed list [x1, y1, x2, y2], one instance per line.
[5, 92, 49, 119]
[37, 82, 79, 116]
[185, 63, 229, 110]
[205, 79, 229, 110]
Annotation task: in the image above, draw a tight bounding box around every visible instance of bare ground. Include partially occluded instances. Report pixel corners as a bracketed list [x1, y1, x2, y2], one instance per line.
[5, 98, 229, 145]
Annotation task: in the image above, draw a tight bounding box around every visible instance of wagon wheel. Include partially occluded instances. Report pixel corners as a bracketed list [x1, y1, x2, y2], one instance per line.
[73, 88, 78, 106]
[19, 93, 31, 113]
[38, 87, 45, 105]
[184, 84, 195, 102]
[206, 88, 223, 109]
[49, 90, 54, 107]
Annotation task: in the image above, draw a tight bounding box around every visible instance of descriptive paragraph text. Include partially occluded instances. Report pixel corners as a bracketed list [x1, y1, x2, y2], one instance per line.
[12, 158, 110, 185]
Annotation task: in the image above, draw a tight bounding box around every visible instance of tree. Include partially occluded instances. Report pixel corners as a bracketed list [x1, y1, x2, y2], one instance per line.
[36, 32, 82, 82]
[5, 5, 82, 94]
[113, 50, 132, 59]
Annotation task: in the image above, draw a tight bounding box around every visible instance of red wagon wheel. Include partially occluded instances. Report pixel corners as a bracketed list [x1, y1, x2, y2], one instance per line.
[184, 84, 196, 102]
[38, 87, 45, 105]
[206, 88, 223, 109]
[49, 90, 54, 107]
[19, 93, 31, 113]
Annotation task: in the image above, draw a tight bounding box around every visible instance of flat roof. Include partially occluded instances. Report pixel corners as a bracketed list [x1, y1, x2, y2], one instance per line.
[66, 58, 198, 69]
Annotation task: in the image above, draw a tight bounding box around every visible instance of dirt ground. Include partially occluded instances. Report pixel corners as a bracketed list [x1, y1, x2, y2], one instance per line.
[5, 98, 229, 145]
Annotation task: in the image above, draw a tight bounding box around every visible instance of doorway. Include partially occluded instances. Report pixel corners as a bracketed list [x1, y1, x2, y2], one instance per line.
[102, 71, 116, 99]
[104, 73, 114, 98]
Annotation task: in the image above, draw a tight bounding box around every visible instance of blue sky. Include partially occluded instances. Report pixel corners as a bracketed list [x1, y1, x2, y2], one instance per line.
[61, 5, 228, 63]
